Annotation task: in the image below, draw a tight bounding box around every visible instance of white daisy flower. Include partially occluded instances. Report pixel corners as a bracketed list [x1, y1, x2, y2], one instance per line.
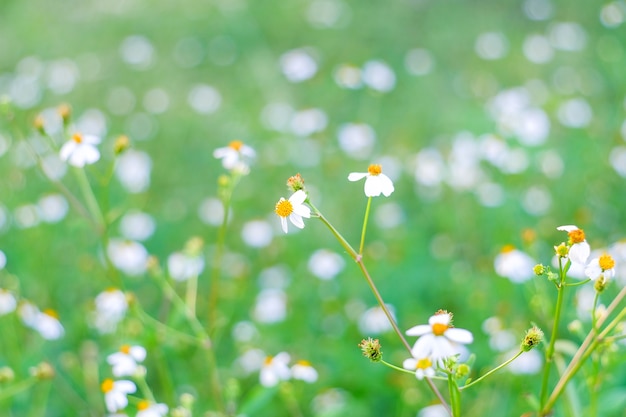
[348, 164, 394, 197]
[557, 225, 590, 266]
[101, 378, 136, 413]
[18, 303, 65, 340]
[260, 352, 291, 387]
[213, 140, 255, 171]
[59, 132, 101, 167]
[93, 288, 128, 334]
[406, 311, 473, 362]
[167, 252, 205, 282]
[403, 356, 436, 380]
[494, 245, 536, 283]
[291, 360, 318, 383]
[585, 254, 616, 281]
[0, 289, 17, 315]
[107, 239, 149, 276]
[107, 345, 147, 377]
[274, 190, 311, 233]
[136, 400, 169, 417]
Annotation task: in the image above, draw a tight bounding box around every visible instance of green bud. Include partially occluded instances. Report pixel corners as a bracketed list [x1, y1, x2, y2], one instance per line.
[358, 338, 382, 362]
[521, 325, 544, 352]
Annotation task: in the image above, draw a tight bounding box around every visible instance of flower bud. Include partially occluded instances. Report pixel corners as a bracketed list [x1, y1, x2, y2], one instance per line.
[521, 325, 544, 352]
[594, 275, 608, 293]
[287, 173, 306, 192]
[57, 103, 71, 124]
[358, 338, 383, 362]
[29, 362, 55, 380]
[554, 243, 568, 258]
[533, 264, 545, 276]
[33, 115, 46, 134]
[0, 366, 15, 383]
[113, 135, 131, 155]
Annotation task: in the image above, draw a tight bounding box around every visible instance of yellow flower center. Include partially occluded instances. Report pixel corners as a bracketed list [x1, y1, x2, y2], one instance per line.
[568, 229, 585, 244]
[101, 378, 114, 393]
[432, 322, 448, 336]
[416, 358, 432, 370]
[72, 133, 83, 143]
[500, 244, 516, 253]
[120, 344, 131, 354]
[275, 199, 293, 218]
[43, 308, 59, 319]
[368, 164, 382, 176]
[137, 400, 150, 410]
[296, 360, 311, 366]
[599, 254, 615, 271]
[229, 140, 243, 151]
[264, 356, 274, 365]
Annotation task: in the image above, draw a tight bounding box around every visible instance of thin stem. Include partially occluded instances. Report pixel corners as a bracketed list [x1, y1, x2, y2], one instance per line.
[460, 350, 524, 390]
[0, 376, 38, 401]
[359, 197, 372, 255]
[539, 257, 568, 409]
[135, 374, 156, 403]
[381, 360, 415, 375]
[591, 291, 600, 330]
[186, 274, 198, 317]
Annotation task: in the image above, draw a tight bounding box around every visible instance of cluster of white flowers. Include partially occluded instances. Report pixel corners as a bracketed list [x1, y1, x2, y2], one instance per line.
[260, 352, 319, 387]
[101, 345, 168, 416]
[557, 225, 616, 283]
[403, 311, 474, 380]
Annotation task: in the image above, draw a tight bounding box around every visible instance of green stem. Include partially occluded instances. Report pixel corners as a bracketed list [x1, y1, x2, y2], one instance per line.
[133, 303, 205, 347]
[460, 350, 523, 390]
[135, 374, 156, 403]
[73, 166, 106, 234]
[0, 376, 38, 401]
[448, 374, 461, 417]
[381, 360, 415, 375]
[591, 291, 600, 331]
[359, 197, 372, 255]
[186, 274, 198, 317]
[539, 257, 568, 409]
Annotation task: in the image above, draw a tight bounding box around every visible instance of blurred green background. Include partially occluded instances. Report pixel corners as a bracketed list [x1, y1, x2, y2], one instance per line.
[1, 0, 626, 416]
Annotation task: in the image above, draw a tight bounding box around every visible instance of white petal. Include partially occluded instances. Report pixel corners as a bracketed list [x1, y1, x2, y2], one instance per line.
[378, 174, 395, 197]
[289, 190, 307, 205]
[83, 134, 101, 145]
[115, 380, 137, 394]
[292, 203, 311, 218]
[280, 217, 288, 233]
[584, 259, 602, 280]
[213, 147, 230, 158]
[59, 141, 76, 161]
[289, 213, 305, 229]
[428, 313, 451, 326]
[81, 145, 101, 165]
[445, 328, 474, 345]
[68, 151, 87, 167]
[402, 358, 417, 370]
[348, 172, 368, 181]
[411, 334, 435, 358]
[130, 345, 147, 361]
[569, 242, 590, 265]
[557, 225, 578, 232]
[406, 324, 431, 336]
[363, 176, 382, 197]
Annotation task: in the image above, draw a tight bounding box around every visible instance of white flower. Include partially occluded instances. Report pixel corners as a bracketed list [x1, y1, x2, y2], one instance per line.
[584, 254, 616, 281]
[274, 190, 311, 233]
[59, 132, 101, 167]
[136, 401, 169, 417]
[348, 164, 394, 197]
[494, 245, 536, 283]
[107, 239, 149, 276]
[101, 378, 136, 413]
[213, 140, 255, 171]
[107, 345, 147, 377]
[557, 225, 590, 266]
[18, 303, 64, 340]
[402, 357, 436, 380]
[291, 360, 318, 383]
[406, 312, 473, 362]
[260, 352, 291, 387]
[167, 252, 205, 281]
[93, 288, 128, 334]
[0, 289, 17, 315]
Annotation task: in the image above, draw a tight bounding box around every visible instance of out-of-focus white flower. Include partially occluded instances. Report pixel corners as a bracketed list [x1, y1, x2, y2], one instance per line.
[119, 211, 156, 241]
[260, 352, 291, 387]
[136, 400, 168, 417]
[557, 225, 590, 266]
[101, 378, 136, 413]
[241, 220, 274, 248]
[418, 404, 449, 417]
[0, 250, 6, 269]
[0, 289, 17, 315]
[585, 254, 616, 281]
[505, 348, 542, 374]
[253, 289, 287, 324]
[168, 252, 205, 282]
[107, 345, 147, 377]
[402, 356, 436, 380]
[494, 245, 536, 283]
[274, 190, 311, 233]
[60, 132, 101, 167]
[291, 360, 318, 383]
[348, 164, 394, 197]
[406, 311, 473, 362]
[361, 60, 396, 92]
[18, 303, 64, 340]
[213, 140, 255, 171]
[308, 249, 345, 280]
[37, 194, 69, 223]
[358, 305, 396, 335]
[115, 150, 152, 193]
[107, 239, 149, 276]
[280, 49, 317, 82]
[93, 288, 128, 334]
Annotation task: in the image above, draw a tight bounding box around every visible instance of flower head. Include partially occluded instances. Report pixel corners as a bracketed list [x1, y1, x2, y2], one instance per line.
[494, 245, 536, 283]
[213, 140, 255, 171]
[101, 378, 136, 413]
[358, 337, 383, 362]
[291, 360, 318, 383]
[403, 356, 436, 380]
[136, 400, 169, 417]
[93, 288, 128, 334]
[0, 289, 17, 316]
[521, 325, 544, 352]
[348, 164, 394, 197]
[585, 254, 616, 282]
[274, 190, 311, 233]
[406, 311, 473, 362]
[60, 132, 101, 167]
[260, 352, 291, 387]
[107, 345, 147, 377]
[557, 225, 590, 266]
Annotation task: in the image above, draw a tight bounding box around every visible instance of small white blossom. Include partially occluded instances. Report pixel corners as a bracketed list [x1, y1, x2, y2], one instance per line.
[403, 357, 436, 380]
[260, 352, 291, 387]
[274, 190, 311, 233]
[18, 303, 64, 340]
[59, 132, 101, 167]
[584, 254, 616, 281]
[168, 252, 205, 281]
[136, 401, 168, 417]
[213, 140, 255, 171]
[107, 345, 147, 377]
[348, 164, 394, 197]
[291, 360, 318, 383]
[101, 378, 136, 413]
[0, 289, 17, 315]
[494, 245, 536, 283]
[406, 311, 473, 362]
[107, 239, 149, 276]
[557, 225, 590, 266]
[93, 288, 128, 334]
